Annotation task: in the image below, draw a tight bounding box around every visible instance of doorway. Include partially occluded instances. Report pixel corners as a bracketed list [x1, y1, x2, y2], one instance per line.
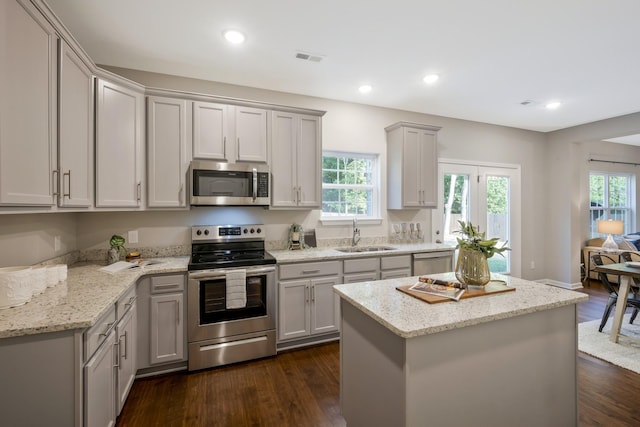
[432, 160, 521, 276]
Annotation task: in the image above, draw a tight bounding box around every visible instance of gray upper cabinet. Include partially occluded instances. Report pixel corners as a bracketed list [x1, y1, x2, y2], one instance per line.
[192, 102, 268, 164]
[192, 101, 228, 161]
[95, 78, 145, 208]
[271, 111, 322, 208]
[58, 40, 94, 208]
[386, 122, 441, 209]
[235, 106, 268, 163]
[147, 96, 189, 208]
[0, 0, 57, 206]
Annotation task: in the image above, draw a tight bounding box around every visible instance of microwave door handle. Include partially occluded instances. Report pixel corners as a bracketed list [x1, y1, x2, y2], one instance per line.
[252, 168, 258, 202]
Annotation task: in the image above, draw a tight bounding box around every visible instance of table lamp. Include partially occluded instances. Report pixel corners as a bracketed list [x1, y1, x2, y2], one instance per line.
[597, 219, 624, 252]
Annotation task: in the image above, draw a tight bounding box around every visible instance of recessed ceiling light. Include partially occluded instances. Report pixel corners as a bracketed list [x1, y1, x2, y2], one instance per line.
[223, 30, 246, 44]
[546, 101, 562, 110]
[359, 84, 373, 94]
[423, 74, 439, 84]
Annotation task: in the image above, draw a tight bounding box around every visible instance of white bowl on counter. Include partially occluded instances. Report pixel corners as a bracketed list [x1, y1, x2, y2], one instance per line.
[0, 266, 33, 309]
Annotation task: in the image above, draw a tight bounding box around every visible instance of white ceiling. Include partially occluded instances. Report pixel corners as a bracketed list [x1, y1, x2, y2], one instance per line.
[45, 0, 640, 133]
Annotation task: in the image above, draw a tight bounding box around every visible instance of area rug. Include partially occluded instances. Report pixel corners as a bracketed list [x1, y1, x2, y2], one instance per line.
[578, 314, 640, 374]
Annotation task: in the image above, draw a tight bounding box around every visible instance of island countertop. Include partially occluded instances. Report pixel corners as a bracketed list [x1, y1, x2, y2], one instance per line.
[0, 257, 189, 339]
[333, 272, 588, 339]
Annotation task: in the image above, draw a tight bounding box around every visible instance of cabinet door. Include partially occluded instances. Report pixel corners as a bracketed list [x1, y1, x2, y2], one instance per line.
[192, 101, 228, 160]
[147, 96, 188, 207]
[0, 0, 57, 206]
[150, 293, 184, 364]
[58, 40, 93, 207]
[278, 279, 310, 341]
[95, 78, 144, 207]
[235, 106, 268, 163]
[311, 276, 340, 335]
[401, 127, 422, 207]
[85, 329, 116, 427]
[116, 304, 137, 415]
[270, 112, 297, 207]
[418, 129, 438, 207]
[296, 115, 321, 208]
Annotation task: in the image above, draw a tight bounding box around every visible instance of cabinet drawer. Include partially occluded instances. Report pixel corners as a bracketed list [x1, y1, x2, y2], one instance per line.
[116, 285, 136, 318]
[381, 255, 411, 271]
[279, 261, 341, 280]
[343, 272, 379, 283]
[150, 274, 185, 294]
[84, 305, 117, 361]
[344, 257, 379, 274]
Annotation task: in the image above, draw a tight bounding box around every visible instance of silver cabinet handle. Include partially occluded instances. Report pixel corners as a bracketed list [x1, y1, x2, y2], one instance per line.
[302, 269, 320, 274]
[114, 341, 120, 368]
[305, 285, 309, 303]
[120, 330, 128, 360]
[223, 136, 227, 159]
[99, 321, 116, 337]
[52, 170, 59, 197]
[236, 137, 240, 161]
[176, 302, 180, 324]
[179, 183, 184, 205]
[311, 285, 315, 302]
[136, 182, 141, 202]
[63, 170, 71, 198]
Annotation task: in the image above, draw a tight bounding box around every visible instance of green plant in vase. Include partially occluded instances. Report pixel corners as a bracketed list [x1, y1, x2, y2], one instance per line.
[107, 234, 127, 264]
[454, 221, 509, 286]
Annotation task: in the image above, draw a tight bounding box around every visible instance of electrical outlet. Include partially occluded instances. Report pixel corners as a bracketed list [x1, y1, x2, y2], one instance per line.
[54, 236, 61, 252]
[128, 230, 139, 244]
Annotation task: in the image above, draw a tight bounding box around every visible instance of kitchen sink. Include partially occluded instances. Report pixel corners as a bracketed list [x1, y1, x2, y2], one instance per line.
[335, 246, 396, 253]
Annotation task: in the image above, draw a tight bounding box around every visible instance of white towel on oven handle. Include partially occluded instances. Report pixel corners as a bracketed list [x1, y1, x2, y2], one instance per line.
[226, 269, 247, 309]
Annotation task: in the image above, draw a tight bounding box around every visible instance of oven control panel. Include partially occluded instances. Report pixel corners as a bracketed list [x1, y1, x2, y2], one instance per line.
[192, 224, 265, 241]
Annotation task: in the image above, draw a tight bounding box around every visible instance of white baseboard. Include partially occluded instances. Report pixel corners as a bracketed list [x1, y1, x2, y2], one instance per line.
[536, 279, 583, 290]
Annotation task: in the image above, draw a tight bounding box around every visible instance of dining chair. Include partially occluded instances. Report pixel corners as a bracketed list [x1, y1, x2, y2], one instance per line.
[591, 254, 640, 332]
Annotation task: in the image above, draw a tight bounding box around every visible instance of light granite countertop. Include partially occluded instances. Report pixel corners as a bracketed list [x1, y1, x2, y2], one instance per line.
[0, 257, 189, 339]
[333, 272, 589, 339]
[269, 242, 455, 263]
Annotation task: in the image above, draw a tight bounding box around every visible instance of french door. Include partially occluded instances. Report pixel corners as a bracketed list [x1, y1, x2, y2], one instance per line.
[432, 160, 521, 276]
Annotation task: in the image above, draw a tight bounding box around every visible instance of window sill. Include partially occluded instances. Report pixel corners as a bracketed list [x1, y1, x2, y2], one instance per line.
[319, 217, 383, 226]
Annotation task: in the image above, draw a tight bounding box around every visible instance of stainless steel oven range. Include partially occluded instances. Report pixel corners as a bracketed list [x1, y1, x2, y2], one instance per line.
[187, 224, 276, 371]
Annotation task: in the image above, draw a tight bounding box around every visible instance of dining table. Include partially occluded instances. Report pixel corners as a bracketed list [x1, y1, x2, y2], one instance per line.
[594, 262, 640, 343]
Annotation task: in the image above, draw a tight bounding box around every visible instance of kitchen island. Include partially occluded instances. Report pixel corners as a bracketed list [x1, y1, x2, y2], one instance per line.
[333, 273, 588, 427]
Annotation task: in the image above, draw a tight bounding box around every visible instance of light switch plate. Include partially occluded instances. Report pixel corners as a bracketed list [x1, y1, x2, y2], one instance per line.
[128, 230, 139, 244]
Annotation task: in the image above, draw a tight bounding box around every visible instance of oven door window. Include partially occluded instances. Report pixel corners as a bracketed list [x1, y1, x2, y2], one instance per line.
[193, 170, 252, 197]
[199, 275, 267, 324]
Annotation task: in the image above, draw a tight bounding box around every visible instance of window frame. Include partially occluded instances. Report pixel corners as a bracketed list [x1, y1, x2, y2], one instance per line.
[589, 171, 633, 237]
[320, 150, 381, 224]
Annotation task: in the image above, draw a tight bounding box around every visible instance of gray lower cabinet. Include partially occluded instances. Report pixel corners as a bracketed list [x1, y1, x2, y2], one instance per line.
[343, 257, 380, 283]
[85, 286, 137, 426]
[137, 274, 187, 373]
[380, 255, 413, 279]
[278, 261, 341, 343]
[84, 305, 118, 427]
[116, 297, 137, 414]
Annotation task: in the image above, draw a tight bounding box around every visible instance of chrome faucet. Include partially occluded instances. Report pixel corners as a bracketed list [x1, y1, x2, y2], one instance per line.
[352, 216, 361, 246]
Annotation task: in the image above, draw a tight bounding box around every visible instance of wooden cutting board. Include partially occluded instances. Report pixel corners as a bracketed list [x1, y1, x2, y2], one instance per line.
[396, 280, 515, 304]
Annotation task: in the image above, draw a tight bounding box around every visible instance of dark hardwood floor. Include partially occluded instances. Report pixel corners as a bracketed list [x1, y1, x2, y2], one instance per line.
[117, 281, 640, 426]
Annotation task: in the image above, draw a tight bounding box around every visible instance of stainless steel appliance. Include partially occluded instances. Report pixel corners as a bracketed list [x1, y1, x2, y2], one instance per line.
[189, 160, 270, 207]
[412, 250, 455, 276]
[187, 224, 276, 371]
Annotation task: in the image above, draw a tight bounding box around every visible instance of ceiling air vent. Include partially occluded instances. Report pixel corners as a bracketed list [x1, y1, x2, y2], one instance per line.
[295, 51, 324, 62]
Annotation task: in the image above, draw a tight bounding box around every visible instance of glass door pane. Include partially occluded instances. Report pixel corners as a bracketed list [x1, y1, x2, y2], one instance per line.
[484, 174, 510, 274]
[442, 173, 471, 245]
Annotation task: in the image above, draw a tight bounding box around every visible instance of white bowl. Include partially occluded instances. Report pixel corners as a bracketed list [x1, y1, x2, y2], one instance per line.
[0, 266, 33, 309]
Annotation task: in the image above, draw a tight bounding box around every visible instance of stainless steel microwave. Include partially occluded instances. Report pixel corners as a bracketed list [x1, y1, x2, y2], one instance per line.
[189, 160, 270, 206]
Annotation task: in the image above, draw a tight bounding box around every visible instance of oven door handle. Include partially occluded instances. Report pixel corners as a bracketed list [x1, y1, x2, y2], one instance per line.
[188, 266, 275, 280]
